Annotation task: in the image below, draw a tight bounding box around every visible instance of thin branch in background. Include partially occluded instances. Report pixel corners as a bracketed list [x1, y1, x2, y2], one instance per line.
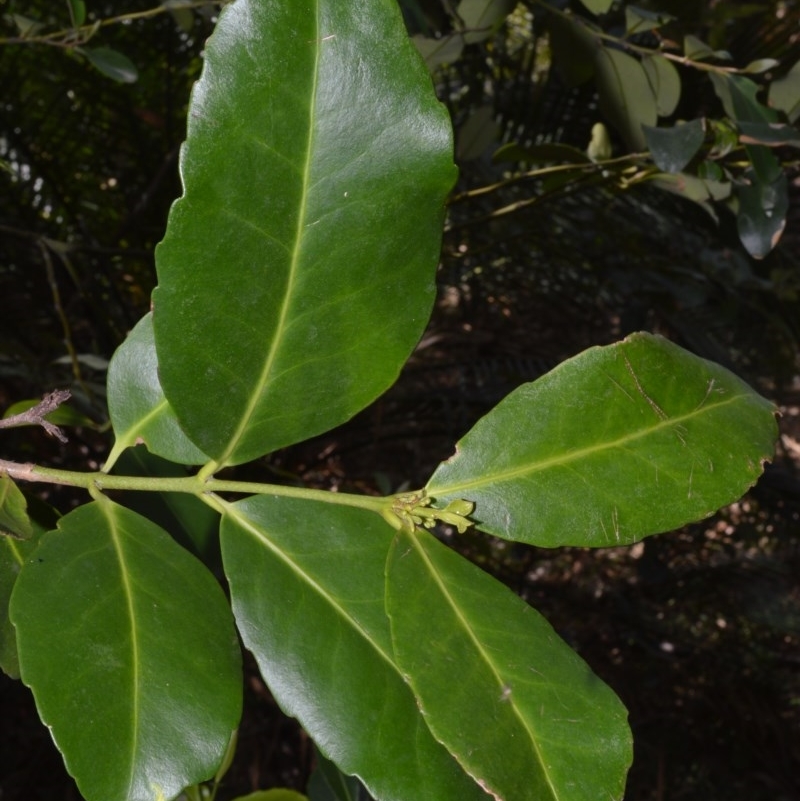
[0, 390, 72, 443]
[38, 238, 83, 388]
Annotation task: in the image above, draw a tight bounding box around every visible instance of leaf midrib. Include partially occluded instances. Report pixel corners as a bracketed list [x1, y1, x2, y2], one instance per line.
[428, 390, 749, 497]
[104, 501, 141, 796]
[404, 532, 559, 801]
[225, 505, 397, 671]
[216, 4, 321, 467]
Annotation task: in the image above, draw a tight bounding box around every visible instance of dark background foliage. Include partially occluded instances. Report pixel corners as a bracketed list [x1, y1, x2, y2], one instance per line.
[1, 1, 798, 799]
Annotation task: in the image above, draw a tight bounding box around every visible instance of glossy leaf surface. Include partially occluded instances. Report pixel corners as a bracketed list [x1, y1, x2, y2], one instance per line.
[386, 528, 631, 801]
[154, 0, 456, 467]
[10, 497, 242, 801]
[106, 313, 208, 469]
[220, 496, 488, 801]
[427, 333, 777, 547]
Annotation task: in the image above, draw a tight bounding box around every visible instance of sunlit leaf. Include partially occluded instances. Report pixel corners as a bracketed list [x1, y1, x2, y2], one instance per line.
[81, 46, 139, 83]
[426, 333, 777, 547]
[220, 496, 490, 801]
[154, 0, 456, 467]
[386, 528, 631, 801]
[643, 119, 705, 173]
[10, 497, 242, 801]
[594, 47, 657, 150]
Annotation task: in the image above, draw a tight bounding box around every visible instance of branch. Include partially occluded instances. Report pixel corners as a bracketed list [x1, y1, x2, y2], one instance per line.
[0, 390, 72, 443]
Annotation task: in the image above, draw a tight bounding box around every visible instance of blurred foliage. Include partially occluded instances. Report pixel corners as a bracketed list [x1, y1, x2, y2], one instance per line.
[1, 1, 799, 800]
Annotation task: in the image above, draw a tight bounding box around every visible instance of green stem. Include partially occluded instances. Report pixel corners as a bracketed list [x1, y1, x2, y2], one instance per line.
[0, 458, 387, 514]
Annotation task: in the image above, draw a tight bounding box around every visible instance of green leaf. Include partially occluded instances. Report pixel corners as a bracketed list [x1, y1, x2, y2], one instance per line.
[742, 58, 779, 75]
[412, 33, 464, 70]
[738, 121, 800, 148]
[9, 497, 242, 801]
[426, 333, 777, 547]
[625, 6, 675, 35]
[3, 398, 95, 429]
[164, 0, 194, 34]
[709, 73, 779, 127]
[231, 792, 308, 801]
[153, 0, 456, 467]
[113, 446, 221, 567]
[594, 47, 657, 150]
[307, 746, 370, 801]
[709, 73, 782, 195]
[1, 479, 46, 678]
[386, 528, 631, 801]
[68, 0, 86, 27]
[456, 105, 500, 160]
[643, 119, 705, 173]
[0, 474, 34, 540]
[6, 14, 45, 37]
[576, 0, 613, 14]
[769, 60, 800, 123]
[220, 496, 489, 801]
[651, 171, 730, 205]
[455, 0, 516, 44]
[106, 312, 208, 469]
[683, 35, 730, 62]
[641, 54, 681, 117]
[547, 12, 598, 88]
[736, 170, 789, 259]
[81, 46, 139, 83]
